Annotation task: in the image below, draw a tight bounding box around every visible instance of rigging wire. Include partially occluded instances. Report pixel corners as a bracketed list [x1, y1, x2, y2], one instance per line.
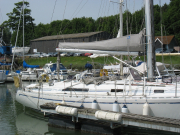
[0, 7, 3, 24]
[51, 0, 57, 22]
[60, 0, 68, 40]
[163, 25, 175, 75]
[97, 0, 103, 33]
[47, 0, 57, 36]
[61, 0, 89, 34]
[112, 3, 118, 38]
[140, 0, 145, 32]
[100, 0, 107, 38]
[70, 0, 84, 19]
[106, 1, 112, 40]
[55, 0, 69, 48]
[130, 0, 135, 34]
[11, 7, 23, 71]
[126, 0, 129, 35]
[159, 0, 170, 75]
[56, 0, 84, 45]
[101, 0, 106, 17]
[159, 0, 165, 65]
[125, 0, 130, 60]
[106, 2, 117, 39]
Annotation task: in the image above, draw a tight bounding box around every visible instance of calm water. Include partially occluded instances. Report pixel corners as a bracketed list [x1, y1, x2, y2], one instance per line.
[0, 82, 179, 135]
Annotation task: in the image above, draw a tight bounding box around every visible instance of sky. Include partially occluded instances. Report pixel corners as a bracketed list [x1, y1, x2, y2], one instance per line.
[0, 0, 170, 25]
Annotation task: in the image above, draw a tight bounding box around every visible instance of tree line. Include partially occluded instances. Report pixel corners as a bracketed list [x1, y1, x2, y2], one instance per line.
[1, 0, 179, 47]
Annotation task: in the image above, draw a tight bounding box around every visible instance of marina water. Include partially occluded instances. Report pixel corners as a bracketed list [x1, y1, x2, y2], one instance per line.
[0, 82, 179, 135]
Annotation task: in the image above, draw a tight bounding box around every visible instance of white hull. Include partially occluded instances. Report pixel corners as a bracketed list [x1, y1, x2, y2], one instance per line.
[21, 74, 37, 81]
[16, 80, 180, 120]
[6, 76, 14, 82]
[16, 90, 180, 119]
[0, 70, 7, 83]
[21, 73, 67, 81]
[12, 47, 30, 54]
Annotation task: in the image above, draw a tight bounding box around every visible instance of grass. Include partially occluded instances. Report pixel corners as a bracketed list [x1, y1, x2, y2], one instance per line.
[15, 55, 180, 70]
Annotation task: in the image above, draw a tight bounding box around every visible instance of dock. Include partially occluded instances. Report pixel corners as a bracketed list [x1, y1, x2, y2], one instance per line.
[40, 103, 180, 134]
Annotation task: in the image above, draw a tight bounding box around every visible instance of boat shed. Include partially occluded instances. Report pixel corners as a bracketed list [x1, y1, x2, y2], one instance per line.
[30, 31, 112, 53]
[155, 35, 179, 51]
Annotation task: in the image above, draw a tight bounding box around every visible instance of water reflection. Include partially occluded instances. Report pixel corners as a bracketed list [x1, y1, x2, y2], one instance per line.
[16, 112, 48, 135]
[0, 83, 17, 135]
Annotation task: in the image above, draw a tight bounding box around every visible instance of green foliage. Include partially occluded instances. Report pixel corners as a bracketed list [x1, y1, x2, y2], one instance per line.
[2, 28, 11, 44]
[17, 55, 180, 70]
[21, 56, 119, 70]
[165, 0, 180, 43]
[1, 0, 180, 45]
[0, 21, 12, 44]
[6, 1, 35, 46]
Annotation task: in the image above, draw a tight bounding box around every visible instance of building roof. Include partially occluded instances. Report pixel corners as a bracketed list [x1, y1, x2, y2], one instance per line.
[31, 31, 104, 42]
[155, 35, 174, 45]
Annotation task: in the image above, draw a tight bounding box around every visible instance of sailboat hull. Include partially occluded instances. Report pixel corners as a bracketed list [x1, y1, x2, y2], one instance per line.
[16, 90, 180, 120]
[12, 47, 30, 54]
[0, 70, 7, 83]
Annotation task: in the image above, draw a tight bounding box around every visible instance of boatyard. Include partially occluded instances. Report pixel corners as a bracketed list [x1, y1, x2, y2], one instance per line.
[1, 0, 180, 134]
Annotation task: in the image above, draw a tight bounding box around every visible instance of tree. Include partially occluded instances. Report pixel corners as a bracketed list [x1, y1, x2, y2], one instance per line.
[3, 28, 11, 44]
[165, 0, 180, 43]
[6, 1, 35, 46]
[0, 21, 12, 44]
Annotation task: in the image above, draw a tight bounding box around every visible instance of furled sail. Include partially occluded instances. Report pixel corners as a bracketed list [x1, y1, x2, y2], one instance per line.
[58, 30, 145, 52]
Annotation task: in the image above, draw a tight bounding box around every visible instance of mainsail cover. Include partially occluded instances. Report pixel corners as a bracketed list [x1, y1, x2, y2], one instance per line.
[58, 30, 145, 52]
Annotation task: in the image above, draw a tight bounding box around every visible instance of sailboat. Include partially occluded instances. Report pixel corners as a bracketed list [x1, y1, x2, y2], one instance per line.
[12, 46, 30, 54]
[0, 70, 6, 83]
[16, 0, 180, 120]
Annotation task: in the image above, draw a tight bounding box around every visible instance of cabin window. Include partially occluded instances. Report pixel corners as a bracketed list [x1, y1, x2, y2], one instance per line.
[62, 88, 89, 92]
[111, 89, 123, 92]
[154, 90, 164, 93]
[162, 76, 172, 83]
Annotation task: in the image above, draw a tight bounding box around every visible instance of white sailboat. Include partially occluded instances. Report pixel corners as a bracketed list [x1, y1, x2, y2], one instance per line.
[16, 0, 180, 120]
[12, 46, 30, 54]
[0, 70, 6, 83]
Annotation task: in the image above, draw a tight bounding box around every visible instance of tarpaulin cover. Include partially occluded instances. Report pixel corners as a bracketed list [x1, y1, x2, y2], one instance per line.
[85, 63, 93, 69]
[23, 61, 39, 68]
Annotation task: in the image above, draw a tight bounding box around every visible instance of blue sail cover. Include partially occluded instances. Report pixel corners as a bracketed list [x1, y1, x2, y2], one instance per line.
[50, 63, 66, 72]
[23, 61, 39, 68]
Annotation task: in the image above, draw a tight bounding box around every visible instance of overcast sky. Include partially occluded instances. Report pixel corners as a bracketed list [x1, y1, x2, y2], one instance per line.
[0, 0, 170, 25]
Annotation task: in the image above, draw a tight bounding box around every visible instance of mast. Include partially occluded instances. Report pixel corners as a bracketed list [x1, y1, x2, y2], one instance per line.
[120, 0, 123, 37]
[23, 0, 25, 62]
[120, 0, 123, 76]
[145, 0, 155, 80]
